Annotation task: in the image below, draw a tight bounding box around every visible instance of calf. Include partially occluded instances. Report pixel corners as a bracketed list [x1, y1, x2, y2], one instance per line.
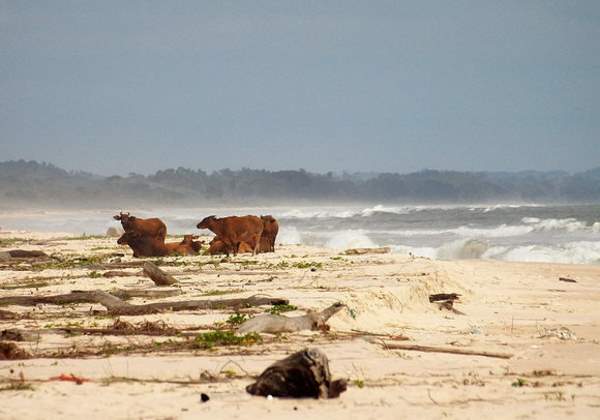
[206, 237, 254, 255]
[113, 212, 167, 241]
[197, 215, 263, 256]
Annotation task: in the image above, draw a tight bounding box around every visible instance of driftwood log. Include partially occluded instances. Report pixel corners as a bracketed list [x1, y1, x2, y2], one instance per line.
[143, 262, 176, 286]
[0, 291, 288, 316]
[342, 247, 391, 255]
[376, 341, 513, 359]
[247, 348, 347, 398]
[0, 250, 49, 259]
[237, 303, 346, 334]
[559, 277, 577, 283]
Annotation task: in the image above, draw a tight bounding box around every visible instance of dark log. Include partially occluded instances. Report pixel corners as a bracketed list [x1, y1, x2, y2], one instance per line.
[429, 293, 461, 303]
[559, 277, 577, 283]
[0, 250, 49, 259]
[247, 348, 347, 398]
[376, 341, 513, 359]
[143, 262, 176, 286]
[0, 342, 31, 360]
[0, 291, 288, 316]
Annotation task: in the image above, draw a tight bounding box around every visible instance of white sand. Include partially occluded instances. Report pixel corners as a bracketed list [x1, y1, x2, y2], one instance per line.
[1, 230, 600, 419]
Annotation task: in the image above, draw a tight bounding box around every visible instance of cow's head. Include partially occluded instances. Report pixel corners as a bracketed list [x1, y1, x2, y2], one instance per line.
[116, 230, 141, 245]
[197, 215, 217, 229]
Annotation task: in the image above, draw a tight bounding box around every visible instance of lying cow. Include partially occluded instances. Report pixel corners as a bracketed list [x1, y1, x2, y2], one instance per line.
[259, 215, 279, 253]
[197, 215, 263, 256]
[206, 237, 254, 255]
[113, 212, 167, 242]
[117, 231, 202, 258]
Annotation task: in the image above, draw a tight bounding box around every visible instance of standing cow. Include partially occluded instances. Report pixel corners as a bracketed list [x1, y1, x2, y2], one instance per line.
[259, 215, 279, 253]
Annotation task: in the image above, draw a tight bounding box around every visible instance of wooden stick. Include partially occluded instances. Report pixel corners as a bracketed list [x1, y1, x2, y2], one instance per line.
[143, 262, 176, 286]
[376, 341, 513, 359]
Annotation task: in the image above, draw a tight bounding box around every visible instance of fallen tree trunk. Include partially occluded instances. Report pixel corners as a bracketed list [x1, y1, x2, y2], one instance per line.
[0, 291, 288, 316]
[143, 262, 176, 286]
[376, 341, 513, 359]
[109, 288, 182, 300]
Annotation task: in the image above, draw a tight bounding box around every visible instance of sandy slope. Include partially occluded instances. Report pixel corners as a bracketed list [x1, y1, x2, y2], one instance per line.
[1, 230, 600, 419]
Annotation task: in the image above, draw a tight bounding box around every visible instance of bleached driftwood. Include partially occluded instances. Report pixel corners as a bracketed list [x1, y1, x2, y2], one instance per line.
[375, 340, 513, 359]
[342, 247, 391, 255]
[143, 262, 176, 286]
[237, 302, 346, 334]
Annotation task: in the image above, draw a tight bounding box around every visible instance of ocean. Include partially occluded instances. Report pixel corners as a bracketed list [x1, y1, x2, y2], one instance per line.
[2, 203, 599, 264]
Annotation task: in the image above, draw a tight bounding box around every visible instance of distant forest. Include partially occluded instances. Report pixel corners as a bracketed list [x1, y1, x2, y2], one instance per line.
[1, 160, 600, 208]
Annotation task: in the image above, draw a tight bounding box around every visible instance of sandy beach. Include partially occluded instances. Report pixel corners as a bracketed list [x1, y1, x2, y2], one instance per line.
[1, 230, 600, 419]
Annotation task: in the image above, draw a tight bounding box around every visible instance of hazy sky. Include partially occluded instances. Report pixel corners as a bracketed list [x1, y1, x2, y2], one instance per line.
[1, 1, 599, 175]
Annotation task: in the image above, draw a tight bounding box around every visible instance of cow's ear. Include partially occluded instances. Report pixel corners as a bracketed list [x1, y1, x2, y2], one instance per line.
[113, 215, 122, 220]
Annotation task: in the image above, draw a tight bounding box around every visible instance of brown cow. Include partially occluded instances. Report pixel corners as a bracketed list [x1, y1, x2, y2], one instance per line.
[197, 215, 263, 256]
[259, 215, 279, 253]
[113, 212, 167, 241]
[206, 236, 253, 255]
[117, 231, 200, 258]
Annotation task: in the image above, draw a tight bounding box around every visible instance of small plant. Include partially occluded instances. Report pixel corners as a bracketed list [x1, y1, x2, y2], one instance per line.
[330, 256, 344, 261]
[226, 312, 248, 326]
[267, 304, 298, 315]
[353, 379, 365, 388]
[512, 378, 527, 387]
[292, 261, 323, 269]
[193, 331, 262, 349]
[88, 270, 102, 279]
[348, 308, 357, 320]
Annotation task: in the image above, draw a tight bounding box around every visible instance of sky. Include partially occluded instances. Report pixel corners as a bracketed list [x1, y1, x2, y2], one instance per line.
[1, 1, 599, 175]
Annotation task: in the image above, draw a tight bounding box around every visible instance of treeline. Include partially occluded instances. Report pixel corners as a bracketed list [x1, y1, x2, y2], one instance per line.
[1, 160, 599, 207]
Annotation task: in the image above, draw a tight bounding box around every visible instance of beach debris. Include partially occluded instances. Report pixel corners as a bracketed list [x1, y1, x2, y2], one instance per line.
[105, 227, 123, 237]
[0, 290, 289, 316]
[537, 326, 577, 341]
[102, 270, 141, 278]
[558, 277, 577, 283]
[1, 328, 39, 342]
[429, 293, 464, 315]
[342, 247, 391, 255]
[246, 348, 347, 399]
[143, 261, 177, 286]
[200, 393, 210, 403]
[0, 342, 31, 360]
[371, 340, 513, 359]
[0, 249, 49, 260]
[237, 302, 346, 334]
[49, 373, 89, 384]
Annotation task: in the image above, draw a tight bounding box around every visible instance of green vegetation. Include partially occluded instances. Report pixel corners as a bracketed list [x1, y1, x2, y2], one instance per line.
[193, 331, 262, 349]
[267, 304, 298, 315]
[202, 289, 243, 297]
[0, 280, 50, 290]
[0, 237, 28, 248]
[512, 378, 527, 387]
[352, 379, 365, 388]
[226, 312, 248, 326]
[292, 261, 323, 269]
[0, 382, 34, 392]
